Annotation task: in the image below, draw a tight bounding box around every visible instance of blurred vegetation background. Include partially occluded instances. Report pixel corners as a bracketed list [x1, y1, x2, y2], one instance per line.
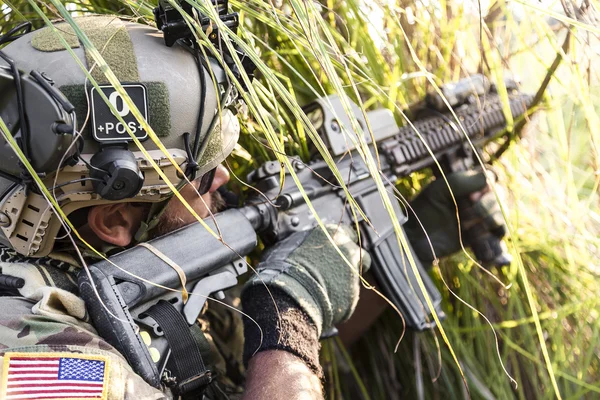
[2, 0, 600, 399]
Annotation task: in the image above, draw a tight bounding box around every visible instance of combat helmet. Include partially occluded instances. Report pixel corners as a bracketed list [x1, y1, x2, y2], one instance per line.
[0, 12, 252, 257]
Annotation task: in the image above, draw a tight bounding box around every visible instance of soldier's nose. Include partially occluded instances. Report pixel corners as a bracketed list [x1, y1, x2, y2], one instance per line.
[209, 164, 230, 193]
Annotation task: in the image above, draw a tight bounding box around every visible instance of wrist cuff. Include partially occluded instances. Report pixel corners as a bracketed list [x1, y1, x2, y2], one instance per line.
[241, 286, 322, 378]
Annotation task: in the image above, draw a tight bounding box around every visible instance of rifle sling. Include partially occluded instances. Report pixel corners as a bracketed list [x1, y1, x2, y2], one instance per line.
[144, 300, 212, 398]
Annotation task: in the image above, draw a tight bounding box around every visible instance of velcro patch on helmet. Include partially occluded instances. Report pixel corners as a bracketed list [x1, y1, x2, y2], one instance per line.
[31, 22, 80, 52]
[91, 84, 149, 142]
[32, 16, 139, 84]
[146, 82, 172, 138]
[81, 17, 139, 83]
[60, 82, 170, 138]
[196, 111, 240, 176]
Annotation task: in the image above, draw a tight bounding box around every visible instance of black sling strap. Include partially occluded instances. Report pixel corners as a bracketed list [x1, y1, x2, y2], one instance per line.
[144, 300, 212, 398]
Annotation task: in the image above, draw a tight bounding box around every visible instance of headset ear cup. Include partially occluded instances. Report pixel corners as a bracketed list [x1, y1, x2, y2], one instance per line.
[90, 147, 144, 201]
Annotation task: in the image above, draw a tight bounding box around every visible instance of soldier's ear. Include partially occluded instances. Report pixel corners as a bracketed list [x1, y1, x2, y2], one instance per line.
[88, 203, 145, 247]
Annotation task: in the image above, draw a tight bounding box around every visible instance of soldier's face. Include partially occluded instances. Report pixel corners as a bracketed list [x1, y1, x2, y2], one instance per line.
[152, 164, 230, 236]
[87, 164, 231, 246]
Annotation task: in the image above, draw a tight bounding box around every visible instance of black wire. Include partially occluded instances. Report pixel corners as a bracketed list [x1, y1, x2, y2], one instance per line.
[51, 177, 104, 191]
[181, 41, 208, 179]
[0, 51, 30, 163]
[191, 42, 208, 163]
[0, 22, 32, 46]
[178, 31, 234, 180]
[81, 156, 107, 175]
[183, 131, 198, 178]
[71, 134, 108, 175]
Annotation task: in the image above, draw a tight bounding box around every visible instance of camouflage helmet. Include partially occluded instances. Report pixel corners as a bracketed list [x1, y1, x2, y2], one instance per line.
[0, 16, 240, 257]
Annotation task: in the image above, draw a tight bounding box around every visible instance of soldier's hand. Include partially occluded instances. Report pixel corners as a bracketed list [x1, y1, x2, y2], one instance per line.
[244, 224, 370, 336]
[240, 224, 370, 376]
[403, 170, 507, 264]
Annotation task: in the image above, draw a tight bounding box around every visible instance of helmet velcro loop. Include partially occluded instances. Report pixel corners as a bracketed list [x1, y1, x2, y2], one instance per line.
[59, 82, 171, 139]
[32, 16, 139, 84]
[31, 22, 80, 51]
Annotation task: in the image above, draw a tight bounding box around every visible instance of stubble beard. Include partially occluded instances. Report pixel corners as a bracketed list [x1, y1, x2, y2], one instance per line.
[151, 190, 226, 238]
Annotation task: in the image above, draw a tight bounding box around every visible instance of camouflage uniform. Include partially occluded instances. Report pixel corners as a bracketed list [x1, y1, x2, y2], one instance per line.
[0, 15, 248, 400]
[0, 248, 245, 399]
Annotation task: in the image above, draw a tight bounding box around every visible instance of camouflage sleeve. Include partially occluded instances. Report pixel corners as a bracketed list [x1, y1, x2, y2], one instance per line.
[0, 290, 172, 399]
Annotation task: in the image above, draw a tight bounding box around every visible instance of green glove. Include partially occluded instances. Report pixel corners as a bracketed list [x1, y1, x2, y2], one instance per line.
[403, 170, 505, 263]
[243, 224, 371, 336]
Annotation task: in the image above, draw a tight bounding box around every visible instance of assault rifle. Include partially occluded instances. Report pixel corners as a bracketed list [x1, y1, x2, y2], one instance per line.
[78, 76, 533, 391]
[243, 75, 531, 330]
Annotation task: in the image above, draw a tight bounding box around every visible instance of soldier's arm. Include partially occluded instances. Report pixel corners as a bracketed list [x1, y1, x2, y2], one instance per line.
[243, 351, 322, 399]
[240, 225, 368, 399]
[0, 263, 171, 399]
[241, 286, 324, 399]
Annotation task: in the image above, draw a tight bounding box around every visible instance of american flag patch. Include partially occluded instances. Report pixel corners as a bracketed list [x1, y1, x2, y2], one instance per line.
[1, 352, 109, 399]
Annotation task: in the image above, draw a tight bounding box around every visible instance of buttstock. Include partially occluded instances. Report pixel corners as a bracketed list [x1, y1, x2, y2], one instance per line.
[78, 265, 161, 388]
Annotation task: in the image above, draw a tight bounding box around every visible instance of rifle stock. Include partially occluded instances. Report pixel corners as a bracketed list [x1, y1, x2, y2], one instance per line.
[78, 208, 256, 388]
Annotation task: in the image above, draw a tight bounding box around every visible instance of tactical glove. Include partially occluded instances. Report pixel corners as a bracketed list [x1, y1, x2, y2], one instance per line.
[241, 224, 370, 375]
[403, 170, 507, 264]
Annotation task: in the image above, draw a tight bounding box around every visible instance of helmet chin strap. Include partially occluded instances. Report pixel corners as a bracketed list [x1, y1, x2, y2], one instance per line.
[133, 198, 171, 244]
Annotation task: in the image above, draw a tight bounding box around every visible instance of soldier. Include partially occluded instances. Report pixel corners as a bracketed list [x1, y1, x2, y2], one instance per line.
[0, 15, 370, 400]
[0, 14, 505, 400]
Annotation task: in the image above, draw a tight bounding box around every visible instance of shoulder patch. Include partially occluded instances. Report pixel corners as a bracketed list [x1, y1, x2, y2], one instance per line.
[1, 352, 110, 400]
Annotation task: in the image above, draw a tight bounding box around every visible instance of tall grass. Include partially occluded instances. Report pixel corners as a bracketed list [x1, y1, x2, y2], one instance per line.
[2, 0, 600, 398]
